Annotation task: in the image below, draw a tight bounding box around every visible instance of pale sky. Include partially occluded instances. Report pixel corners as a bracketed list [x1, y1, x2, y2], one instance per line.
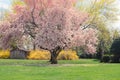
[0, 0, 11, 9]
[0, 0, 120, 29]
[0, 0, 11, 19]
[112, 0, 120, 29]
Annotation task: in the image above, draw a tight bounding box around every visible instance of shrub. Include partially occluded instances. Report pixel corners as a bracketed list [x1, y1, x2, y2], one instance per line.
[101, 55, 110, 63]
[57, 50, 79, 60]
[111, 55, 120, 63]
[0, 50, 10, 59]
[27, 50, 50, 60]
[80, 53, 94, 59]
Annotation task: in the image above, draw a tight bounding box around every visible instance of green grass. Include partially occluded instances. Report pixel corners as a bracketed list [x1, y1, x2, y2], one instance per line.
[0, 59, 119, 80]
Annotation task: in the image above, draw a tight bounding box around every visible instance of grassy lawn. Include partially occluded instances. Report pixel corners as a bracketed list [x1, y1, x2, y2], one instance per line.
[0, 59, 119, 80]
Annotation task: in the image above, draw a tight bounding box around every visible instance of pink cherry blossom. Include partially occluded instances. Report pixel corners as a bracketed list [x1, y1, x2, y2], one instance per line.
[0, 0, 98, 54]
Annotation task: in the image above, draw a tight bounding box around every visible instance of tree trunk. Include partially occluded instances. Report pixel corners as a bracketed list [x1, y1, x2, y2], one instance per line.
[100, 49, 104, 62]
[97, 40, 105, 61]
[50, 52, 58, 64]
[49, 46, 62, 64]
[98, 47, 104, 62]
[33, 43, 36, 50]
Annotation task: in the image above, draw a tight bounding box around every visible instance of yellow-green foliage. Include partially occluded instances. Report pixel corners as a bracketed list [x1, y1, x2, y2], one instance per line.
[27, 50, 50, 60]
[0, 50, 10, 59]
[57, 50, 79, 60]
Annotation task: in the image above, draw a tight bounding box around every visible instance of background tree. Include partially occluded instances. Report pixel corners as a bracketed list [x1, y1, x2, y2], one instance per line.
[0, 0, 98, 64]
[111, 29, 120, 40]
[76, 0, 119, 60]
[110, 38, 120, 63]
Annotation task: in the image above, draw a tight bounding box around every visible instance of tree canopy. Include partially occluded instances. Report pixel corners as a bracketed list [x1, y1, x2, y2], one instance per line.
[0, 0, 98, 64]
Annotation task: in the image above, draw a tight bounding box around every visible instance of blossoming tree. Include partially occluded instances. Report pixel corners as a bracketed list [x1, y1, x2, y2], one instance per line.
[0, 0, 98, 64]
